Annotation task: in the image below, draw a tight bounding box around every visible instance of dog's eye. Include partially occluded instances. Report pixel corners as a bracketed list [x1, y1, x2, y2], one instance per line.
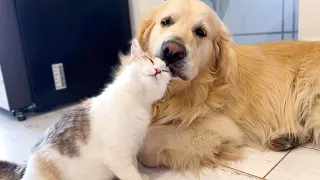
[194, 28, 207, 37]
[161, 17, 173, 27]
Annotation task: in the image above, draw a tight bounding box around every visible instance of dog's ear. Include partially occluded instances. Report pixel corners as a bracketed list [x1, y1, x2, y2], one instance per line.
[212, 23, 236, 79]
[136, 7, 159, 51]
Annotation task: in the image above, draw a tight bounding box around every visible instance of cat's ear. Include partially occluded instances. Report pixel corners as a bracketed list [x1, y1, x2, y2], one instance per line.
[130, 39, 144, 61]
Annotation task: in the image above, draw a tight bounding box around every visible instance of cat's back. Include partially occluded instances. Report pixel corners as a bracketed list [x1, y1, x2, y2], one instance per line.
[32, 102, 91, 157]
[22, 101, 115, 180]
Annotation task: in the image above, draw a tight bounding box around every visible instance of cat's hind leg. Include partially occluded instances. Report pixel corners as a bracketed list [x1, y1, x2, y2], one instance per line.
[104, 154, 148, 180]
[133, 157, 150, 180]
[22, 154, 61, 180]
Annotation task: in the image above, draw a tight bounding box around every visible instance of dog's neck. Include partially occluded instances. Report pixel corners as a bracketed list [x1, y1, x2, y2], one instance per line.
[151, 48, 241, 126]
[152, 67, 232, 126]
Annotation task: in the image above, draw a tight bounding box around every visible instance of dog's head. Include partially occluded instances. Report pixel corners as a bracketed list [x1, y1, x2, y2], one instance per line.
[137, 0, 234, 81]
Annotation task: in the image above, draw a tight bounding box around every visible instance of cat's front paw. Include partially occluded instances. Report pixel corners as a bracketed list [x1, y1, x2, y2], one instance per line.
[141, 174, 149, 180]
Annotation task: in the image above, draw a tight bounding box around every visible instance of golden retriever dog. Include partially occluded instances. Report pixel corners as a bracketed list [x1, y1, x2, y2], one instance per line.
[121, 0, 320, 172]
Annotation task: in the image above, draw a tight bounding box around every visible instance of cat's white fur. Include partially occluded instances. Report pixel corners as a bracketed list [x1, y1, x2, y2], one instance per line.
[22, 40, 171, 180]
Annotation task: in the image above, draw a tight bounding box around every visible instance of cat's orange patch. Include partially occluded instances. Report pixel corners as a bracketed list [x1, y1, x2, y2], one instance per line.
[34, 153, 62, 180]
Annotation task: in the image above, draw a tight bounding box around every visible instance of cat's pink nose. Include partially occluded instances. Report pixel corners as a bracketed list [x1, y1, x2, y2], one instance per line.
[154, 68, 161, 75]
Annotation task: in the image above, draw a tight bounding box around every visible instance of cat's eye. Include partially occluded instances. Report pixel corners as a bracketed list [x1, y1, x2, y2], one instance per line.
[162, 67, 170, 73]
[161, 17, 173, 27]
[194, 27, 207, 38]
[147, 58, 154, 64]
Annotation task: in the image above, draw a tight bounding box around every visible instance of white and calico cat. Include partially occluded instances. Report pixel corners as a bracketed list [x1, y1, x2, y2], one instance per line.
[0, 39, 171, 180]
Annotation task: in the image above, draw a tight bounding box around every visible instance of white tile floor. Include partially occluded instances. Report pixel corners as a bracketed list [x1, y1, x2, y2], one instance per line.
[0, 104, 320, 180]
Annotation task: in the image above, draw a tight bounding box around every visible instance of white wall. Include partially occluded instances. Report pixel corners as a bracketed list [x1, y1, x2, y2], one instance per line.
[128, 0, 163, 36]
[139, 0, 163, 14]
[298, 0, 320, 41]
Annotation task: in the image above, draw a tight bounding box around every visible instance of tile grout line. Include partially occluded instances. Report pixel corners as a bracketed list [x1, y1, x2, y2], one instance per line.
[222, 165, 265, 179]
[262, 149, 292, 179]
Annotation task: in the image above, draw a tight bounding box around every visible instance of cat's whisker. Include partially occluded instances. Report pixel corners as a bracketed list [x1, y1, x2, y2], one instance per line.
[170, 77, 181, 80]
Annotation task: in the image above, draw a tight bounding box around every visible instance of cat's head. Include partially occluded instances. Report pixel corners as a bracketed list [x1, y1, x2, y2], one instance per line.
[128, 39, 172, 101]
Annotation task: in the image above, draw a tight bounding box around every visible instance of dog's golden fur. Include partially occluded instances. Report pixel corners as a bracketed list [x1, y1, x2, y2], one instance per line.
[120, 0, 320, 172]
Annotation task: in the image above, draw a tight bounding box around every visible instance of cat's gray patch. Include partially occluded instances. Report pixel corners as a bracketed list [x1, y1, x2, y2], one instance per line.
[32, 104, 91, 158]
[0, 161, 26, 180]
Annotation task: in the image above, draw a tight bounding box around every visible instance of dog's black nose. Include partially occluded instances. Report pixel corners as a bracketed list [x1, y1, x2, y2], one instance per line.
[161, 40, 186, 63]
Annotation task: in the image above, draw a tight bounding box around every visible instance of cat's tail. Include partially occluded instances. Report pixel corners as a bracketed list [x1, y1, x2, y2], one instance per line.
[0, 161, 26, 180]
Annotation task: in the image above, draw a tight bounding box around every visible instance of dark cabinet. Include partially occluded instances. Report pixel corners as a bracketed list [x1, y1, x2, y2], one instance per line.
[0, 0, 131, 120]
